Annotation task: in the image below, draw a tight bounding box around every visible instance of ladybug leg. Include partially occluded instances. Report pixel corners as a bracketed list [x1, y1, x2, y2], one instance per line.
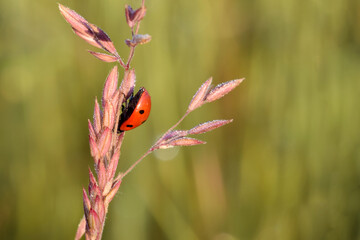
[128, 92, 134, 102]
[120, 90, 134, 115]
[119, 91, 130, 110]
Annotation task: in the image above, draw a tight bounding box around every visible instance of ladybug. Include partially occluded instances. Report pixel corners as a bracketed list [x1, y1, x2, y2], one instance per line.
[118, 87, 151, 132]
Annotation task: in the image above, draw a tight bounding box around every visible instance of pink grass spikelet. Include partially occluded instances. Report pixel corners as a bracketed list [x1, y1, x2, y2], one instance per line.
[97, 161, 106, 190]
[83, 188, 91, 217]
[89, 136, 100, 162]
[102, 182, 113, 198]
[158, 137, 206, 149]
[189, 119, 233, 135]
[120, 69, 136, 99]
[93, 98, 102, 134]
[83, 188, 91, 215]
[205, 78, 245, 103]
[88, 23, 118, 56]
[115, 132, 125, 150]
[103, 66, 119, 105]
[93, 195, 105, 221]
[107, 149, 120, 182]
[88, 168, 98, 192]
[59, 4, 119, 57]
[88, 51, 118, 62]
[75, 217, 86, 240]
[104, 180, 122, 207]
[97, 128, 112, 158]
[88, 119, 96, 140]
[88, 209, 100, 231]
[102, 101, 115, 129]
[110, 89, 120, 112]
[163, 130, 189, 141]
[125, 5, 146, 28]
[187, 77, 212, 112]
[59, 4, 101, 49]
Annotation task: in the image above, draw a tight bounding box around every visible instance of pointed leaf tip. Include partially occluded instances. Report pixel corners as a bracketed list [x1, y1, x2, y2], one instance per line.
[205, 78, 244, 103]
[75, 217, 86, 240]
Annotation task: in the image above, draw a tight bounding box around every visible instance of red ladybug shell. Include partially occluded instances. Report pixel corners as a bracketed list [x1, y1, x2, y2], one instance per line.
[118, 87, 151, 132]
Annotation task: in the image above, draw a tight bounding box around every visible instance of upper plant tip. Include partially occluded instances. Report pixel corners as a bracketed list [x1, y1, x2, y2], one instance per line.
[58, 3, 65, 10]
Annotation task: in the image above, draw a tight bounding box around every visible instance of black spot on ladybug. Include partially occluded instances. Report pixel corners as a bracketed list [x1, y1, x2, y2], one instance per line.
[126, 124, 133, 128]
[139, 110, 145, 114]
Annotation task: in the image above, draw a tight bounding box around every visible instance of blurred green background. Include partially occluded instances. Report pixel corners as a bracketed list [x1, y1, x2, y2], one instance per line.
[1, 0, 359, 239]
